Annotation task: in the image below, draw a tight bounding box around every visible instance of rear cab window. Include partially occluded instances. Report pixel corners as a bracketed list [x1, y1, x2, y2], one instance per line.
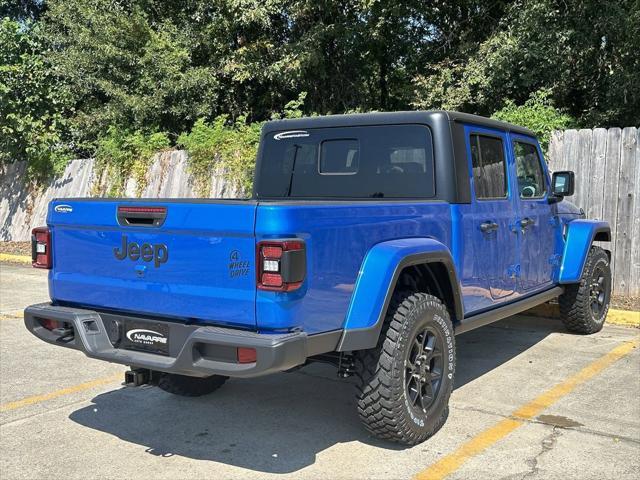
[256, 125, 434, 199]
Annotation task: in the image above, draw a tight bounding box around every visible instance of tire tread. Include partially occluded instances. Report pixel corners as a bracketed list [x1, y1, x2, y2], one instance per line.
[559, 246, 610, 334]
[354, 292, 453, 445]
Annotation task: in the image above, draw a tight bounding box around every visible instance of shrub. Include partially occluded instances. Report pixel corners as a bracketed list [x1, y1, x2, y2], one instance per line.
[177, 117, 262, 197]
[179, 92, 309, 196]
[95, 127, 170, 196]
[492, 89, 575, 154]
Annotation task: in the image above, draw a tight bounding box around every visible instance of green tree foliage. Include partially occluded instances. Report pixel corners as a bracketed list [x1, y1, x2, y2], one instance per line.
[413, 0, 639, 127]
[0, 17, 71, 179]
[492, 90, 575, 154]
[1, 0, 638, 185]
[0, 0, 46, 22]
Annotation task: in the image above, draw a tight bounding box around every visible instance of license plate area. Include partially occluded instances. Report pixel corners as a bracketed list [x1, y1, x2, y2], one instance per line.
[121, 320, 170, 356]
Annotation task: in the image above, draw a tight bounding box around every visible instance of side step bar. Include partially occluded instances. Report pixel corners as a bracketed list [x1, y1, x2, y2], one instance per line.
[455, 287, 564, 335]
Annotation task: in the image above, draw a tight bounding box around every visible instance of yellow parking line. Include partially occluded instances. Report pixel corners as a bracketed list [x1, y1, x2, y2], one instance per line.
[0, 373, 122, 412]
[607, 309, 640, 327]
[414, 337, 639, 480]
[0, 253, 31, 264]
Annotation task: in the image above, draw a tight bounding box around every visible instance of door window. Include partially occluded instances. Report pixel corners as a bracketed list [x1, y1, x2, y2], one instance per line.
[513, 141, 546, 198]
[470, 134, 508, 199]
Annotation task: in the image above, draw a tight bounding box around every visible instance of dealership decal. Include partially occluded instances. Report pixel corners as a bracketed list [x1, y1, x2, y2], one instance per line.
[126, 329, 168, 346]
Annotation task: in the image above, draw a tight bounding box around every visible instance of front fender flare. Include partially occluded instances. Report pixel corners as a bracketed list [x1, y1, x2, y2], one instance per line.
[336, 238, 462, 352]
[559, 220, 611, 283]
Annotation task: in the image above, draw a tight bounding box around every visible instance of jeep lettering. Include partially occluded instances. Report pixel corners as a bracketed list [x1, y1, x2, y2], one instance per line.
[113, 235, 168, 267]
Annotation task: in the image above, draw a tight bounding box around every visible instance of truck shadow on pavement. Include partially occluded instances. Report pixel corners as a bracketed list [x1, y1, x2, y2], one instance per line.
[69, 315, 563, 474]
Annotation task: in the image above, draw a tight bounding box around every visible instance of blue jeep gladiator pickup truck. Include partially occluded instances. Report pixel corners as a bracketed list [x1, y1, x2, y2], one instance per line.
[25, 111, 612, 445]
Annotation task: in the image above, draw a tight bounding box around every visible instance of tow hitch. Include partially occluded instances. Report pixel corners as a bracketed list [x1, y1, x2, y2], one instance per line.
[124, 368, 161, 387]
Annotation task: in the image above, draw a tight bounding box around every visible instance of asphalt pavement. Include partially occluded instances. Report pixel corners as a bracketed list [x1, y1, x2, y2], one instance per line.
[1, 262, 638, 479]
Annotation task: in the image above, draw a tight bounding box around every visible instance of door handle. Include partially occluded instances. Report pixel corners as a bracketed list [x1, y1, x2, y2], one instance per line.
[520, 217, 535, 229]
[480, 221, 499, 233]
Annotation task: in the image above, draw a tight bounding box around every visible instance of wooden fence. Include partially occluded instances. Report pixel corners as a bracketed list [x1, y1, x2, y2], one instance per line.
[547, 127, 639, 296]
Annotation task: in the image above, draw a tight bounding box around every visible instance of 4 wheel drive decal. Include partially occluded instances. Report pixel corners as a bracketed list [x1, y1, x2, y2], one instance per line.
[228, 249, 250, 278]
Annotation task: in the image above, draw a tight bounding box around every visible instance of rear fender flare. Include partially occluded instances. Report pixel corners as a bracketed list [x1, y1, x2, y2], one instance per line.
[336, 238, 462, 352]
[559, 220, 611, 283]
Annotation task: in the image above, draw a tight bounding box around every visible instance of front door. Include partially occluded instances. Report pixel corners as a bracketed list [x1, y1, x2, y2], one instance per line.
[510, 134, 556, 292]
[458, 125, 519, 314]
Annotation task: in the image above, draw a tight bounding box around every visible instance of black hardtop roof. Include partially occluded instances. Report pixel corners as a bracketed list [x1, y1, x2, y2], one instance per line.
[262, 110, 535, 137]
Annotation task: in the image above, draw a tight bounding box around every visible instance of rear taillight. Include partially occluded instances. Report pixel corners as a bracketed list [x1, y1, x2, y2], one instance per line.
[257, 240, 306, 292]
[31, 227, 51, 269]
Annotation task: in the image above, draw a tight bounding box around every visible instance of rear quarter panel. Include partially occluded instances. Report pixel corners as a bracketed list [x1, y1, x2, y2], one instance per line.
[255, 201, 452, 334]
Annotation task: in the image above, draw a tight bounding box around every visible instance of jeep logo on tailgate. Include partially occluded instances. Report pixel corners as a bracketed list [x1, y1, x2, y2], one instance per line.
[114, 235, 168, 267]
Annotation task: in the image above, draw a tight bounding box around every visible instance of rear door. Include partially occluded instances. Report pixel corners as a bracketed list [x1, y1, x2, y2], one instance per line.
[510, 134, 556, 291]
[458, 126, 519, 313]
[48, 199, 258, 328]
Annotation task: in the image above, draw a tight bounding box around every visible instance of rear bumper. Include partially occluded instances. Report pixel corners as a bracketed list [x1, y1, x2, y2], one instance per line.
[24, 303, 340, 378]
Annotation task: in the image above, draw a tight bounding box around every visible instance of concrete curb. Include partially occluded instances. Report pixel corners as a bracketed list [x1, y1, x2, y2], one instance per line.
[607, 308, 640, 327]
[526, 302, 639, 328]
[0, 253, 31, 265]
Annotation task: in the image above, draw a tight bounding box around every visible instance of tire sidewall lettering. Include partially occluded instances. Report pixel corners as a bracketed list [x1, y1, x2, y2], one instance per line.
[401, 302, 455, 428]
[589, 256, 610, 324]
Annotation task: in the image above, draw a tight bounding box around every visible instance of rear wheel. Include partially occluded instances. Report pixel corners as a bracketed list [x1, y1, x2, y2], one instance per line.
[157, 373, 227, 397]
[354, 292, 455, 445]
[559, 246, 611, 334]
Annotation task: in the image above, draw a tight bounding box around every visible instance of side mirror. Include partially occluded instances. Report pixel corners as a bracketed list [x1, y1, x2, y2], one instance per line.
[551, 171, 575, 198]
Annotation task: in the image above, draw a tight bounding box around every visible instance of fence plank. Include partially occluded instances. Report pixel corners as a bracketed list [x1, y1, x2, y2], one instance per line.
[613, 128, 637, 295]
[629, 129, 640, 296]
[601, 128, 622, 291]
[547, 130, 564, 171]
[587, 128, 608, 221]
[562, 131, 580, 203]
[574, 129, 593, 211]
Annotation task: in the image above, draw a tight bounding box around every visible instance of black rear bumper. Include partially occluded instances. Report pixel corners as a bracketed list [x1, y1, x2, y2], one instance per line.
[24, 303, 340, 378]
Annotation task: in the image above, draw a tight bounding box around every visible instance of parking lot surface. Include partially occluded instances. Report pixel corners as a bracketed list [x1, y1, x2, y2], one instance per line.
[1, 263, 639, 479]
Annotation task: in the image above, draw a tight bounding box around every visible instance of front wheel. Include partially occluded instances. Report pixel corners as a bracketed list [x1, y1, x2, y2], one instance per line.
[354, 292, 455, 445]
[559, 246, 611, 334]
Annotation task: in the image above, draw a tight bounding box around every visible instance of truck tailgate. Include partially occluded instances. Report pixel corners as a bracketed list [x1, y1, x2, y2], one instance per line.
[48, 199, 257, 328]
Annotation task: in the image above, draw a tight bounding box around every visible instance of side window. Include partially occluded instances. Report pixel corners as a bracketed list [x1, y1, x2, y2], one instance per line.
[513, 141, 546, 198]
[470, 134, 508, 199]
